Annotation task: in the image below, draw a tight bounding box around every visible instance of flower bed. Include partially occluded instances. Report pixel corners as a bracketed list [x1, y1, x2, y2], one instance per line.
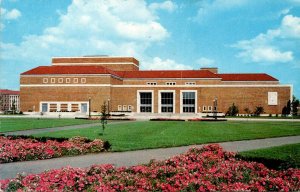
[188, 118, 227, 121]
[1, 144, 299, 191]
[150, 118, 185, 121]
[0, 136, 110, 163]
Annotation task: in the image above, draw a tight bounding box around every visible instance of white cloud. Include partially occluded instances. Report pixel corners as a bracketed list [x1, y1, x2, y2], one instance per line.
[196, 57, 215, 67]
[4, 8, 21, 19]
[149, 1, 178, 13]
[0, 0, 169, 64]
[280, 15, 300, 38]
[0, 7, 21, 30]
[238, 47, 293, 63]
[232, 14, 299, 63]
[1, 8, 21, 20]
[192, 0, 249, 22]
[144, 57, 192, 70]
[116, 21, 168, 41]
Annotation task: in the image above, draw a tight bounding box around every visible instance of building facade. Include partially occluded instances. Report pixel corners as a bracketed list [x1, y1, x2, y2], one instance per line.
[0, 89, 20, 112]
[20, 56, 292, 116]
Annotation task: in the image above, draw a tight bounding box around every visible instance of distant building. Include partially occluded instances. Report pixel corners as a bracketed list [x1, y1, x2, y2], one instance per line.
[20, 56, 291, 116]
[0, 89, 20, 112]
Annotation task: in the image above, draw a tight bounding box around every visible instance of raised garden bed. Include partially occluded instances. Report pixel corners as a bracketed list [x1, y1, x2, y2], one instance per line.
[0, 135, 110, 163]
[1, 144, 299, 191]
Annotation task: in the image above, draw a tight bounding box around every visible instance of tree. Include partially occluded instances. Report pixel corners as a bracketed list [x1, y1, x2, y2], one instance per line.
[282, 106, 288, 117]
[286, 100, 291, 115]
[100, 101, 110, 135]
[254, 106, 264, 116]
[292, 96, 299, 116]
[226, 103, 239, 116]
[0, 97, 3, 111]
[11, 99, 16, 114]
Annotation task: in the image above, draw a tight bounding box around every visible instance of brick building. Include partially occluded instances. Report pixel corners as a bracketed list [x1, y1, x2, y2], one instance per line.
[20, 56, 292, 116]
[0, 89, 20, 112]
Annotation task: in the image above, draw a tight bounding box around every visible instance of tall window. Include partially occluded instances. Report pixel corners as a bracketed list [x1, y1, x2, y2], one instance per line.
[182, 92, 195, 113]
[161, 92, 174, 113]
[41, 103, 48, 112]
[140, 92, 152, 112]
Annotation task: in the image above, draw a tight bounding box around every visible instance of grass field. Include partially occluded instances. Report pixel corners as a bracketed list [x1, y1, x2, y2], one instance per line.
[239, 143, 300, 168]
[0, 118, 97, 132]
[33, 121, 300, 151]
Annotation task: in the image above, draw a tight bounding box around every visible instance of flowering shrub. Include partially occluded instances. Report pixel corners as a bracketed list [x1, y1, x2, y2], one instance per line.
[0, 136, 109, 163]
[1, 144, 299, 191]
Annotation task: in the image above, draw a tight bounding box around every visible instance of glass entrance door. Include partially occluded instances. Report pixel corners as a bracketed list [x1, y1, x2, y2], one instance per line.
[161, 92, 174, 113]
[81, 103, 87, 113]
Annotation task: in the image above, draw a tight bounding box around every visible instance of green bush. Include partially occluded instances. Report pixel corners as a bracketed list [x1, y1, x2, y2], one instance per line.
[254, 106, 264, 116]
[226, 103, 239, 116]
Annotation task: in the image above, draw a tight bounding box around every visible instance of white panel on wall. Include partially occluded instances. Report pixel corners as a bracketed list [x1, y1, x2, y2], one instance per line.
[268, 92, 278, 105]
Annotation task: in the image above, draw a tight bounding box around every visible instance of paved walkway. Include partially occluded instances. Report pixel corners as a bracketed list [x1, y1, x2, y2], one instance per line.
[3, 121, 137, 136]
[1, 135, 300, 180]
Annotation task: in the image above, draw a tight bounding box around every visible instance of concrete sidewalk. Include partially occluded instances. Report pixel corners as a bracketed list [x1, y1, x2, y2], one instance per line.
[2, 121, 136, 136]
[1, 135, 299, 180]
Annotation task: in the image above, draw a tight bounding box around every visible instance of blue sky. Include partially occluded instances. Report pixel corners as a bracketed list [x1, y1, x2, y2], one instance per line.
[1, 0, 300, 98]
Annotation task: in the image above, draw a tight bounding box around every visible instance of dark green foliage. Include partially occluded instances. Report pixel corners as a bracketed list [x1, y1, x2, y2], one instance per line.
[6, 180, 23, 192]
[282, 106, 288, 116]
[286, 100, 291, 114]
[226, 103, 239, 116]
[238, 143, 300, 170]
[292, 96, 299, 116]
[0, 134, 87, 142]
[254, 106, 264, 116]
[236, 154, 295, 170]
[100, 101, 110, 135]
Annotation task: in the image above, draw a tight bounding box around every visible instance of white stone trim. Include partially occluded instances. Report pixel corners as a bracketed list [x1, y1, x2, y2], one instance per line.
[112, 84, 292, 88]
[268, 92, 278, 105]
[137, 90, 154, 113]
[158, 90, 176, 114]
[124, 78, 222, 80]
[20, 84, 293, 88]
[128, 105, 132, 111]
[20, 84, 111, 87]
[52, 56, 137, 59]
[52, 62, 139, 68]
[222, 81, 279, 83]
[21, 74, 112, 77]
[180, 90, 198, 114]
[118, 105, 122, 111]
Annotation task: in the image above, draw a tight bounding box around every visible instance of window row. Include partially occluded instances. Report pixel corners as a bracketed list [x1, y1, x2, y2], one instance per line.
[202, 106, 217, 112]
[138, 91, 196, 113]
[43, 78, 86, 84]
[117, 105, 132, 111]
[146, 82, 196, 85]
[41, 102, 88, 113]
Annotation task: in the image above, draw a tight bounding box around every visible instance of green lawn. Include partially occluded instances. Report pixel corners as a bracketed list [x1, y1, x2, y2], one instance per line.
[33, 121, 300, 151]
[239, 143, 300, 168]
[0, 118, 98, 132]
